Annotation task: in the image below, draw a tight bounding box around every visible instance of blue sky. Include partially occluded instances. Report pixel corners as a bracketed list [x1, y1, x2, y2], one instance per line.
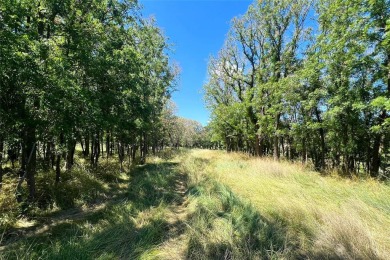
[139, 0, 252, 125]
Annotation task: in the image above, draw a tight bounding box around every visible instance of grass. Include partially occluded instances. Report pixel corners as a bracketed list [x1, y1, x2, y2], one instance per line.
[185, 149, 390, 259]
[0, 151, 187, 259]
[1, 148, 389, 259]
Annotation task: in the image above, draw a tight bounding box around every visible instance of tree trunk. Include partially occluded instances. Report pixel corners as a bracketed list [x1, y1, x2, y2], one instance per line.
[110, 132, 114, 156]
[315, 108, 326, 170]
[281, 137, 285, 157]
[95, 132, 100, 166]
[132, 145, 137, 161]
[273, 114, 280, 161]
[106, 131, 110, 158]
[24, 126, 36, 202]
[128, 145, 131, 170]
[225, 135, 229, 152]
[84, 134, 90, 157]
[56, 133, 64, 184]
[141, 132, 147, 164]
[90, 134, 94, 166]
[42, 142, 46, 162]
[152, 138, 157, 155]
[101, 132, 104, 158]
[118, 141, 125, 172]
[0, 137, 3, 191]
[254, 134, 262, 156]
[371, 132, 382, 177]
[55, 153, 61, 184]
[91, 132, 100, 167]
[286, 139, 289, 159]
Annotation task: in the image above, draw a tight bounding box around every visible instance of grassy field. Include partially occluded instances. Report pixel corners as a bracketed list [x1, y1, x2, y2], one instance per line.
[1, 149, 389, 259]
[184, 149, 390, 259]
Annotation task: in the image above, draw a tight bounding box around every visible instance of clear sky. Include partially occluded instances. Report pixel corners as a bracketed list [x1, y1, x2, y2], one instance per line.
[139, 0, 252, 126]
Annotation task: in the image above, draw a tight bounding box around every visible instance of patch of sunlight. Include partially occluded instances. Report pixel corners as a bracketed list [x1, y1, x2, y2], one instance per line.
[14, 218, 36, 228]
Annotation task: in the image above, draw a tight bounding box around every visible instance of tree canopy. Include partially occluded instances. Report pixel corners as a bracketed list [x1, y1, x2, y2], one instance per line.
[0, 0, 177, 200]
[204, 0, 390, 178]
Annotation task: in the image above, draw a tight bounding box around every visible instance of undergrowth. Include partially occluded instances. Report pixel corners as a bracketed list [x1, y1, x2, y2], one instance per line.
[1, 149, 389, 259]
[0, 152, 184, 259]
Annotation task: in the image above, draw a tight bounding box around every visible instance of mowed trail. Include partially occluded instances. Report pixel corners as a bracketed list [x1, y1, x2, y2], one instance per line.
[2, 149, 389, 259]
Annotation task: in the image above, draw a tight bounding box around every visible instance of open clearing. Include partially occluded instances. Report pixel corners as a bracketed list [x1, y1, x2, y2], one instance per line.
[1, 149, 389, 259]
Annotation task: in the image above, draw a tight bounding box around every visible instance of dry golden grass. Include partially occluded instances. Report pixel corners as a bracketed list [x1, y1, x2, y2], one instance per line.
[188, 149, 390, 259]
[2, 148, 389, 259]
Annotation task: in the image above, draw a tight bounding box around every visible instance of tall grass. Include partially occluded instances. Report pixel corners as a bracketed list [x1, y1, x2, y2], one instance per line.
[1, 149, 389, 259]
[0, 154, 185, 259]
[185, 181, 292, 259]
[185, 149, 390, 259]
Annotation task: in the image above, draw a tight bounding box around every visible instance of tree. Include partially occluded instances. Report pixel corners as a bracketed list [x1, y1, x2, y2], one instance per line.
[0, 0, 177, 202]
[204, 0, 389, 177]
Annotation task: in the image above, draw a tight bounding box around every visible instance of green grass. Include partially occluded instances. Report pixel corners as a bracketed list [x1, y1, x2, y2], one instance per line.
[0, 152, 187, 259]
[1, 149, 389, 259]
[185, 181, 291, 259]
[184, 149, 390, 259]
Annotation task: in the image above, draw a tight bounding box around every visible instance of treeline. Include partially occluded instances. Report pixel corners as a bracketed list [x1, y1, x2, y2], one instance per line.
[0, 0, 177, 201]
[204, 0, 389, 177]
[160, 101, 212, 149]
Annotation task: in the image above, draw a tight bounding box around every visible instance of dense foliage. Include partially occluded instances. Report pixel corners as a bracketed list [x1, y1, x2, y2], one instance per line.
[204, 0, 390, 177]
[0, 0, 178, 201]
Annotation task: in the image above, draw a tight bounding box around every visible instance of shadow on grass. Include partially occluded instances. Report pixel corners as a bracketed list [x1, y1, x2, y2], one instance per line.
[185, 181, 302, 260]
[127, 162, 185, 211]
[2, 151, 308, 259]
[43, 212, 185, 260]
[0, 159, 188, 259]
